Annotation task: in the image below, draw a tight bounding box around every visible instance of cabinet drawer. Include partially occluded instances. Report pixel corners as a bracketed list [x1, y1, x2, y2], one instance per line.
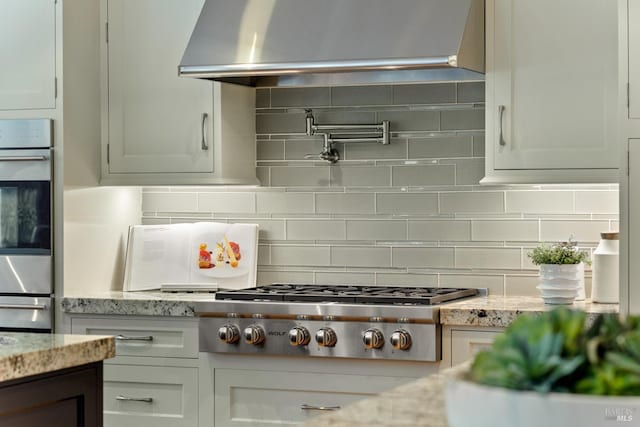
[70, 317, 198, 358]
[215, 369, 414, 426]
[104, 364, 198, 427]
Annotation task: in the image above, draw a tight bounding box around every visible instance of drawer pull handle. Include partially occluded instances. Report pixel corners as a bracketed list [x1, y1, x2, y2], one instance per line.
[0, 304, 47, 310]
[300, 404, 341, 411]
[116, 395, 153, 403]
[115, 334, 154, 342]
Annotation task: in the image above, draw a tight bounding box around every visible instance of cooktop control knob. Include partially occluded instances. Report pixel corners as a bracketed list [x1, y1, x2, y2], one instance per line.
[315, 328, 337, 347]
[218, 324, 240, 344]
[390, 329, 412, 351]
[289, 326, 311, 346]
[363, 329, 384, 350]
[243, 325, 266, 345]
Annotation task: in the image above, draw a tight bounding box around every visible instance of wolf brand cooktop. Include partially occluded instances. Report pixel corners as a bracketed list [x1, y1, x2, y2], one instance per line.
[196, 284, 480, 362]
[215, 284, 478, 305]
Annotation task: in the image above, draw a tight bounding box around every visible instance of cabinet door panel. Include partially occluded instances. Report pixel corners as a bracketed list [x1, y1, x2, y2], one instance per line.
[107, 0, 214, 173]
[450, 329, 501, 366]
[628, 139, 640, 313]
[0, 0, 56, 110]
[492, 0, 617, 170]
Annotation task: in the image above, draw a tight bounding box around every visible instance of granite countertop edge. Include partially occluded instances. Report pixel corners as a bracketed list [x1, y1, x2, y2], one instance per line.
[61, 292, 620, 325]
[0, 334, 115, 383]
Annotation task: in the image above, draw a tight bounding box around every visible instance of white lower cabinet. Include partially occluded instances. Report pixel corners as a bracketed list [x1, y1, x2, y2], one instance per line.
[69, 315, 201, 427]
[214, 369, 413, 427]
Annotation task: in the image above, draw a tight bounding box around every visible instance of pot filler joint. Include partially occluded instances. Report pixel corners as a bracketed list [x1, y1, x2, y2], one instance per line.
[303, 109, 390, 164]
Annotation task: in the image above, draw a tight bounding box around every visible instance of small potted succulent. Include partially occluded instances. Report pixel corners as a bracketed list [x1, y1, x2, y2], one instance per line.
[528, 241, 591, 304]
[445, 308, 640, 427]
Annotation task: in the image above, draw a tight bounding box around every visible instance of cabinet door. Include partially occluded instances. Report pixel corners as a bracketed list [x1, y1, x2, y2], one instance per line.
[107, 0, 214, 174]
[0, 0, 56, 110]
[490, 0, 617, 171]
[630, 0, 640, 119]
[627, 139, 640, 314]
[450, 329, 501, 366]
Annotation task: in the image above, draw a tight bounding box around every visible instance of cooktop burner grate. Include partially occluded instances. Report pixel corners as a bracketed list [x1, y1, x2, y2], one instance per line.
[215, 284, 478, 305]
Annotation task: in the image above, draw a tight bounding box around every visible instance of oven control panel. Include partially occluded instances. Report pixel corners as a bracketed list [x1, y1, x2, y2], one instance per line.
[200, 317, 440, 362]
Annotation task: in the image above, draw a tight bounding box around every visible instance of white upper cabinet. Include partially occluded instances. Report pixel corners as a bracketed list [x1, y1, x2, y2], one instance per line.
[103, 0, 257, 185]
[0, 0, 56, 110]
[483, 0, 619, 184]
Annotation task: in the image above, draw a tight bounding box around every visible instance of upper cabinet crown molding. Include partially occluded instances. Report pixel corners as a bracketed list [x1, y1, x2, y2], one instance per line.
[100, 0, 257, 186]
[482, 0, 619, 185]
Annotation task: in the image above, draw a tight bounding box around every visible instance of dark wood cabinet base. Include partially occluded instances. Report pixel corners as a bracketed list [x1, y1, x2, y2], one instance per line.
[0, 362, 103, 427]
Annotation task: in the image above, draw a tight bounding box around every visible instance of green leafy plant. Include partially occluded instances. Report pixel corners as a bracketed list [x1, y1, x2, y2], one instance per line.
[469, 308, 640, 396]
[528, 242, 591, 265]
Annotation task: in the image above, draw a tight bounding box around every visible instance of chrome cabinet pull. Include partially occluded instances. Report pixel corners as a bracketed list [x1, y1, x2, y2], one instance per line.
[300, 404, 341, 411]
[498, 105, 506, 146]
[0, 304, 47, 310]
[116, 395, 153, 403]
[115, 334, 154, 342]
[201, 112, 209, 150]
[0, 155, 48, 161]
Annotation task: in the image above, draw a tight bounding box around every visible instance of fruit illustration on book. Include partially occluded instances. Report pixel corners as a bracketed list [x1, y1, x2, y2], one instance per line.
[198, 243, 214, 269]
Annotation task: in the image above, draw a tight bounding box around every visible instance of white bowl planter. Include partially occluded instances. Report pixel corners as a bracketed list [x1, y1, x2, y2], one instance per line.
[445, 376, 640, 427]
[538, 263, 585, 303]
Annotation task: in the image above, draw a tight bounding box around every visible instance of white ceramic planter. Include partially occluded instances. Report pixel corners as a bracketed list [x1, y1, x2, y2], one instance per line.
[538, 263, 585, 303]
[445, 376, 640, 427]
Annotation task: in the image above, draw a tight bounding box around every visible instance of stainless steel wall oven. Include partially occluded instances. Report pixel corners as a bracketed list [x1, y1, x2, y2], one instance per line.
[0, 119, 53, 332]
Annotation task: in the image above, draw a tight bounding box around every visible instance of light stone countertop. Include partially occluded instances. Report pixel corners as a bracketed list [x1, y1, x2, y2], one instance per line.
[0, 333, 115, 382]
[61, 290, 217, 317]
[440, 295, 619, 327]
[62, 292, 621, 327]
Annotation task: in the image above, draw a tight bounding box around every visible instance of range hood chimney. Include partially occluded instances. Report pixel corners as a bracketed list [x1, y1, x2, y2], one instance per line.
[179, 0, 485, 87]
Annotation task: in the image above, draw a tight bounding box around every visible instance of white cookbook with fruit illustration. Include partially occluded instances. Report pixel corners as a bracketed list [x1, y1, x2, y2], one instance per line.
[123, 222, 259, 291]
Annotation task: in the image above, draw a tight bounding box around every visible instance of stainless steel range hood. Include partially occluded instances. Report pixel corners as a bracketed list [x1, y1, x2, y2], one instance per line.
[179, 0, 484, 87]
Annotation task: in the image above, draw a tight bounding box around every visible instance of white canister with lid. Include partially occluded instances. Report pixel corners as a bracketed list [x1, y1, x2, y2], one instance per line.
[591, 232, 619, 303]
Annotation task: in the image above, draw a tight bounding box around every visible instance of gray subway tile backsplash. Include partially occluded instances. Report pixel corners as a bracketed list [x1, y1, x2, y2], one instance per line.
[441, 109, 485, 130]
[331, 246, 391, 268]
[271, 87, 331, 108]
[316, 193, 375, 214]
[392, 83, 456, 105]
[256, 112, 307, 134]
[142, 81, 618, 296]
[330, 166, 391, 187]
[392, 165, 456, 187]
[257, 140, 285, 161]
[408, 135, 473, 159]
[376, 193, 439, 215]
[376, 111, 440, 132]
[331, 85, 393, 106]
[457, 82, 486, 103]
[270, 166, 330, 187]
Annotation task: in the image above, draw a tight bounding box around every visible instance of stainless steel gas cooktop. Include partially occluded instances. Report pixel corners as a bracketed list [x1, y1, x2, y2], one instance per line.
[214, 284, 478, 305]
[196, 284, 480, 362]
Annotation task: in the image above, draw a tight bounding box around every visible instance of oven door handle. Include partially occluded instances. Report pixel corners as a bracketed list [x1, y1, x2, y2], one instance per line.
[0, 303, 47, 310]
[0, 155, 49, 162]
